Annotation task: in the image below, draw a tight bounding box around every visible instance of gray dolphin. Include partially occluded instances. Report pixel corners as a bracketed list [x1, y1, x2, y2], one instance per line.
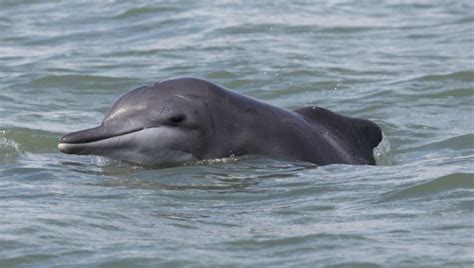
[58, 77, 382, 166]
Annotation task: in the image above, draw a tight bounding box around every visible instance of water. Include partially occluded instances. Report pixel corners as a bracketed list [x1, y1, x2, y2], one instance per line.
[1, 1, 473, 267]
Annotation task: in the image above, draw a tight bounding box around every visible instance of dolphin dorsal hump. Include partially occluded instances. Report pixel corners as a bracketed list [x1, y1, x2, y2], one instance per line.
[294, 106, 382, 164]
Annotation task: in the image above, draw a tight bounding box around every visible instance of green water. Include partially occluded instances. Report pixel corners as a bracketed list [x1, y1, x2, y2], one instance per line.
[0, 1, 473, 267]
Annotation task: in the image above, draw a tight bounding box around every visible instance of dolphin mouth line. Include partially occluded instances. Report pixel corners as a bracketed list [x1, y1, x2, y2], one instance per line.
[60, 127, 148, 145]
[58, 127, 156, 155]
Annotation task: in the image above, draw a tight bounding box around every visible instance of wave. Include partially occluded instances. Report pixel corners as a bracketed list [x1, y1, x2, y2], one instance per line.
[385, 173, 474, 200]
[225, 233, 374, 248]
[411, 71, 474, 83]
[0, 128, 60, 156]
[0, 133, 21, 164]
[27, 74, 138, 91]
[418, 134, 474, 151]
[112, 5, 181, 19]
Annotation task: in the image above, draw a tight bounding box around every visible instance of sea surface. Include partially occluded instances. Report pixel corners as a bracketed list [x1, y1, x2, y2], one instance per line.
[0, 1, 473, 267]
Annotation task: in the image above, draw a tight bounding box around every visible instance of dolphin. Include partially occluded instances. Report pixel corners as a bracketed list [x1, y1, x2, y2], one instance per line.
[58, 77, 382, 166]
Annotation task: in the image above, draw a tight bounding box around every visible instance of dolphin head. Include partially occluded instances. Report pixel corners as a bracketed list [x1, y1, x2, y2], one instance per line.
[58, 78, 216, 166]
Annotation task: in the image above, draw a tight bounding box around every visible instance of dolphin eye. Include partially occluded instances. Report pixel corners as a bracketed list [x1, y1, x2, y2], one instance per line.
[168, 114, 186, 125]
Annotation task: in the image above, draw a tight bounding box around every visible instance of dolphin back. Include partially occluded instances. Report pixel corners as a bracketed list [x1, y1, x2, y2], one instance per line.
[294, 106, 382, 165]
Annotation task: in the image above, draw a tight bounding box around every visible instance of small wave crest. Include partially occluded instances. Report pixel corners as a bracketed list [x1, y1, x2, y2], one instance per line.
[0, 130, 21, 163]
[385, 173, 474, 201]
[374, 133, 393, 166]
[414, 71, 474, 82]
[27, 74, 137, 91]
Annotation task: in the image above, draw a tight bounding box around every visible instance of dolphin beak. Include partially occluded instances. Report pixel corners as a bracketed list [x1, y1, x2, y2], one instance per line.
[58, 124, 143, 155]
[60, 125, 108, 144]
[58, 125, 106, 154]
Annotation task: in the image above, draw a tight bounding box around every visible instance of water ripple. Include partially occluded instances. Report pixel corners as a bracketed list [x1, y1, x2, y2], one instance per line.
[385, 173, 474, 200]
